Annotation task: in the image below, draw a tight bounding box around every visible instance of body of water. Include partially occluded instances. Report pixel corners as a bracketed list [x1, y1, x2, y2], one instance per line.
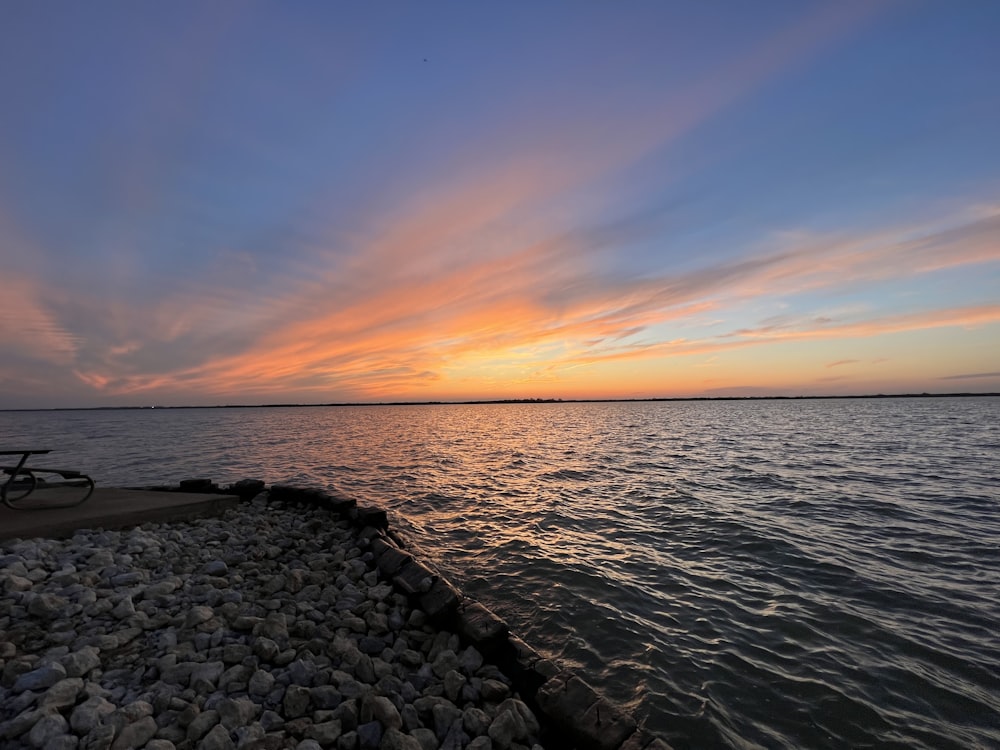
[2, 397, 998, 748]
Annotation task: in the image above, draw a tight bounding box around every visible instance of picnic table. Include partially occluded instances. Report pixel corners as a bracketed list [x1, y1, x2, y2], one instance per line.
[1, 449, 95, 509]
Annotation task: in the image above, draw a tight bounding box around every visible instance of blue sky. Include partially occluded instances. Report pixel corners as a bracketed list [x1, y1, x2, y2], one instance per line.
[1, 1, 998, 407]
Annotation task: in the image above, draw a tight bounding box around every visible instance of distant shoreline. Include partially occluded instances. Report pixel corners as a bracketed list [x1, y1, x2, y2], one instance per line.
[2, 391, 998, 412]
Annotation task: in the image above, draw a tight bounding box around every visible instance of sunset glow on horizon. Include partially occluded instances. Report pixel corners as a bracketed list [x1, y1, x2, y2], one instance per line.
[2, 2, 999, 408]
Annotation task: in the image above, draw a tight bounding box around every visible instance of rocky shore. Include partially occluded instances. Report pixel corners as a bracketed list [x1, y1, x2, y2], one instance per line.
[0, 485, 669, 750]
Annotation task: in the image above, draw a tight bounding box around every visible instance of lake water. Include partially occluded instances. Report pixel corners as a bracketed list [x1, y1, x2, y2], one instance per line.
[2, 397, 998, 749]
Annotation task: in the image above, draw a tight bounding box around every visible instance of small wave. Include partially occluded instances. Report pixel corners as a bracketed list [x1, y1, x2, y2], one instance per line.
[537, 468, 595, 481]
[5, 397, 998, 749]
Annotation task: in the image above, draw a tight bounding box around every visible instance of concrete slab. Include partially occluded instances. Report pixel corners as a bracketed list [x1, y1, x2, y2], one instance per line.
[0, 487, 239, 542]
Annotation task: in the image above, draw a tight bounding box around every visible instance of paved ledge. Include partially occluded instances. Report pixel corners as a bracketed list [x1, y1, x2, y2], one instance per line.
[0, 488, 239, 542]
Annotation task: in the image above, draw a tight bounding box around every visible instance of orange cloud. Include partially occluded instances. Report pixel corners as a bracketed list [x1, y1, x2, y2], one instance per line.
[66, 195, 999, 402]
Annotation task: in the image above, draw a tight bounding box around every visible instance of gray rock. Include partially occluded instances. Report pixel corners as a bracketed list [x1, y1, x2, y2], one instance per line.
[480, 680, 509, 703]
[146, 741, 178, 750]
[274, 648, 296, 667]
[364, 613, 389, 635]
[358, 721, 383, 750]
[115, 626, 143, 645]
[203, 560, 229, 576]
[107, 700, 154, 736]
[144, 579, 180, 598]
[409, 728, 438, 750]
[110, 571, 144, 586]
[259, 710, 285, 732]
[84, 721, 117, 750]
[487, 711, 521, 750]
[253, 637, 280, 662]
[338, 731, 360, 750]
[310, 684, 343, 710]
[62, 646, 101, 678]
[200, 723, 236, 750]
[439, 720, 468, 750]
[1, 708, 43, 741]
[40, 677, 85, 710]
[185, 605, 215, 628]
[222, 644, 251, 664]
[387, 609, 406, 632]
[355, 654, 376, 684]
[4, 689, 40, 718]
[467, 737, 492, 750]
[156, 726, 187, 745]
[27, 593, 67, 619]
[361, 695, 402, 730]
[218, 664, 252, 694]
[233, 722, 265, 748]
[443, 671, 465, 703]
[186, 709, 220, 742]
[380, 728, 422, 750]
[14, 663, 67, 692]
[358, 636, 385, 655]
[288, 658, 318, 686]
[111, 595, 136, 619]
[331, 700, 359, 732]
[284, 684, 311, 718]
[190, 660, 225, 688]
[27, 712, 70, 748]
[496, 700, 539, 737]
[111, 716, 158, 750]
[260, 613, 289, 641]
[399, 705, 420, 733]
[232, 616, 262, 631]
[70, 695, 116, 734]
[458, 647, 484, 676]
[342, 616, 367, 633]
[399, 650, 423, 669]
[432, 704, 462, 741]
[306, 719, 343, 746]
[430, 650, 459, 679]
[160, 660, 194, 687]
[463, 708, 491, 737]
[4, 574, 33, 592]
[177, 703, 201, 729]
[248, 669, 275, 697]
[217, 697, 259, 730]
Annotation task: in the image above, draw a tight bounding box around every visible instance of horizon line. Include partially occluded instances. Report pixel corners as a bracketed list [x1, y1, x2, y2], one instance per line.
[2, 391, 998, 412]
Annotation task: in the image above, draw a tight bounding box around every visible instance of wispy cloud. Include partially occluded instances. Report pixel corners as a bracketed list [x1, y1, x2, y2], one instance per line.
[2, 0, 994, 407]
[48, 197, 1000, 402]
[939, 371, 1000, 380]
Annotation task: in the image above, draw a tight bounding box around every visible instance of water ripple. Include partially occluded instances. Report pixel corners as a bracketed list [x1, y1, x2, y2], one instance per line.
[2, 398, 999, 748]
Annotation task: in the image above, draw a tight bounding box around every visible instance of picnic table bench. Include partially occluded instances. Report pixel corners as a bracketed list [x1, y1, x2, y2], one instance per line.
[1, 449, 96, 509]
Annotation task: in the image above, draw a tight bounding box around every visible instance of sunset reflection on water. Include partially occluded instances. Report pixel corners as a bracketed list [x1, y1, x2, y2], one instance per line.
[1, 398, 998, 748]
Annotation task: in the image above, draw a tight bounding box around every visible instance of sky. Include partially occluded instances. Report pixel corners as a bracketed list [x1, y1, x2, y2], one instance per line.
[1, 1, 999, 408]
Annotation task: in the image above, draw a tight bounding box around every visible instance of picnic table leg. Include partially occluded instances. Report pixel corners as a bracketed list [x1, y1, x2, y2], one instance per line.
[3, 471, 94, 510]
[1, 454, 39, 508]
